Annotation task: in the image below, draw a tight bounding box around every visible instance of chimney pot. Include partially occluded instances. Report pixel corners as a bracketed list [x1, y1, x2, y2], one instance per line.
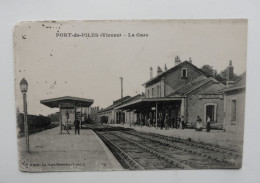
[189, 57, 192, 63]
[174, 56, 181, 66]
[150, 67, 153, 79]
[164, 64, 167, 71]
[226, 60, 234, 81]
[157, 66, 163, 75]
[229, 60, 232, 66]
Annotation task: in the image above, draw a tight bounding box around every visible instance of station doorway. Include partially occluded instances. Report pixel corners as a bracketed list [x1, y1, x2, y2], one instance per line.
[205, 104, 216, 122]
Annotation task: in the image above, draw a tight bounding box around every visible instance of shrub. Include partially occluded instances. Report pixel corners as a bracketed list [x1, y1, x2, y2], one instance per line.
[17, 113, 51, 133]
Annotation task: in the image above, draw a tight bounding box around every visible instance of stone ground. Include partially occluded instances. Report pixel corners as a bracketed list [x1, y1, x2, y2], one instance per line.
[18, 127, 123, 172]
[107, 124, 244, 152]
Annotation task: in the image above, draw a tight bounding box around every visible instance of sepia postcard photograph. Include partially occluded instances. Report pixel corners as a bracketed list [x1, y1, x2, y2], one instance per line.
[14, 19, 247, 172]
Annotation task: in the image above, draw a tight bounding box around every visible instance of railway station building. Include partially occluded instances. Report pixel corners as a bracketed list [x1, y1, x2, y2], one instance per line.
[114, 57, 228, 129]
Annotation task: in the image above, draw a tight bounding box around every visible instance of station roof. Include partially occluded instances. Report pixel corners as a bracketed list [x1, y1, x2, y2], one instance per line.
[40, 96, 94, 108]
[98, 96, 132, 113]
[114, 97, 183, 110]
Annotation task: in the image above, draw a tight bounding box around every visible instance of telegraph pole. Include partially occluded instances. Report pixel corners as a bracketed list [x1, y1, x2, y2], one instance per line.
[120, 77, 123, 99]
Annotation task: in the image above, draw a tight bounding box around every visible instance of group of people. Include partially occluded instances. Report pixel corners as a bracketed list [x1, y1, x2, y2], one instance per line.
[133, 113, 212, 132]
[137, 112, 186, 130]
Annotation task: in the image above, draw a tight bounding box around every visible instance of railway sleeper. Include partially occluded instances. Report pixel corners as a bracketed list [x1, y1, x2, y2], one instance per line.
[95, 131, 145, 170]
[140, 132, 240, 156]
[120, 131, 237, 166]
[110, 131, 192, 170]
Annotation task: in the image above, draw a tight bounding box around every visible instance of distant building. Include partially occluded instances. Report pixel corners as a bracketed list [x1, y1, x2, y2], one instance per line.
[223, 73, 246, 132]
[98, 96, 131, 124]
[89, 106, 99, 122]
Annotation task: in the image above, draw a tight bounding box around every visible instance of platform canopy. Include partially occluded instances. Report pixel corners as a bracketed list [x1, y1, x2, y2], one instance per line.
[114, 97, 183, 110]
[40, 96, 94, 134]
[40, 96, 94, 109]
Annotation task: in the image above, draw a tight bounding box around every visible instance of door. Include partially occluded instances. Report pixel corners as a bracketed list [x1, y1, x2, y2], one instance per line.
[206, 105, 215, 122]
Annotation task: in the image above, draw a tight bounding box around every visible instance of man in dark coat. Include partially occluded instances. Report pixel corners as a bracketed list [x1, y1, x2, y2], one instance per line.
[74, 117, 80, 135]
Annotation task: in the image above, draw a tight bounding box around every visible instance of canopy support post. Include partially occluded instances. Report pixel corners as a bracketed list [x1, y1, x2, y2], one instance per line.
[156, 101, 158, 129]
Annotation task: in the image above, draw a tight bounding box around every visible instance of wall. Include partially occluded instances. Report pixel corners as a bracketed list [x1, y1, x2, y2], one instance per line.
[145, 79, 164, 98]
[164, 63, 204, 96]
[125, 111, 137, 124]
[145, 62, 204, 98]
[224, 89, 245, 133]
[186, 81, 224, 128]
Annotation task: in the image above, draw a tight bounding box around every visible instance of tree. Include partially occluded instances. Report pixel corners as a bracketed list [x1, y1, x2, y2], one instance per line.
[219, 69, 239, 81]
[201, 64, 241, 84]
[201, 65, 216, 77]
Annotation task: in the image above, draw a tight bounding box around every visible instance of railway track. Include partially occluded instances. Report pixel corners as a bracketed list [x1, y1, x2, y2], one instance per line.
[93, 126, 242, 170]
[95, 130, 191, 170]
[121, 130, 242, 166]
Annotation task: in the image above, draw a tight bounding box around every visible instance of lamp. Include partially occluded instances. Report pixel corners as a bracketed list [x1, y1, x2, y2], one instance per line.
[20, 78, 28, 93]
[20, 78, 29, 152]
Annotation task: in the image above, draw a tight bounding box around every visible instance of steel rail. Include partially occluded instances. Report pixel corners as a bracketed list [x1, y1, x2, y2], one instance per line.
[108, 131, 192, 170]
[95, 130, 145, 170]
[141, 131, 241, 156]
[120, 130, 238, 166]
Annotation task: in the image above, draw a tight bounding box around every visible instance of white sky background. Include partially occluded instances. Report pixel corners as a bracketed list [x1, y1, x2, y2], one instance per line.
[14, 20, 247, 115]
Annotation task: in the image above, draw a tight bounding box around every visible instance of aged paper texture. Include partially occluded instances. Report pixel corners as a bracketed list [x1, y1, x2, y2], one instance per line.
[14, 19, 247, 172]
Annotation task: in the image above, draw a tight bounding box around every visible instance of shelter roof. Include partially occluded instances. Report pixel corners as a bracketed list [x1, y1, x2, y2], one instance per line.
[40, 96, 94, 108]
[114, 97, 183, 110]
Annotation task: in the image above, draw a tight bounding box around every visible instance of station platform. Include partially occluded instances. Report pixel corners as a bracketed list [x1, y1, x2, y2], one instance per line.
[107, 124, 244, 153]
[18, 127, 123, 172]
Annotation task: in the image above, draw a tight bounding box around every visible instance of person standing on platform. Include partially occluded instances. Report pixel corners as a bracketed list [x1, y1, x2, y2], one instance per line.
[196, 116, 203, 131]
[160, 113, 164, 130]
[176, 113, 181, 129]
[206, 116, 211, 132]
[74, 117, 80, 135]
[164, 114, 169, 130]
[181, 116, 185, 130]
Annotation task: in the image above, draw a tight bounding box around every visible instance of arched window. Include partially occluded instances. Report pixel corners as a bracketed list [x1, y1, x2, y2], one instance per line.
[231, 99, 237, 122]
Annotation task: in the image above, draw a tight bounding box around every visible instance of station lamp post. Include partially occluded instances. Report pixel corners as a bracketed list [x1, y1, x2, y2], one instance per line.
[20, 78, 29, 152]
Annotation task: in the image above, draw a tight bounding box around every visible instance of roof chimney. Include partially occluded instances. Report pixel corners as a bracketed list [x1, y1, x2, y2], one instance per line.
[150, 67, 153, 79]
[175, 56, 181, 66]
[164, 64, 167, 71]
[157, 66, 163, 75]
[189, 57, 192, 63]
[226, 60, 234, 81]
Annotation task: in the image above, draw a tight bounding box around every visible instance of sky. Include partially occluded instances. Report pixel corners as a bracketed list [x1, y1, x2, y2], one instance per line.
[14, 19, 247, 115]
